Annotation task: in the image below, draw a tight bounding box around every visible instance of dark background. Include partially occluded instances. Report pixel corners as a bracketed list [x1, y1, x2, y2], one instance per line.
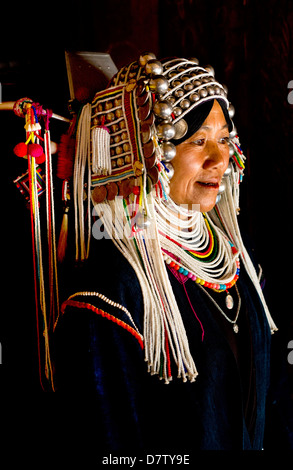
[1, 0, 293, 454]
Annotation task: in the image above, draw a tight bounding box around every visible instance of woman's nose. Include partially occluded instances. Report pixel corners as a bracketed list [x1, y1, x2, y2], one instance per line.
[203, 141, 227, 170]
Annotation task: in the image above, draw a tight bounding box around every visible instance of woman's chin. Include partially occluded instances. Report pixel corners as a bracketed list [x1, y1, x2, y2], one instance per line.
[169, 194, 218, 213]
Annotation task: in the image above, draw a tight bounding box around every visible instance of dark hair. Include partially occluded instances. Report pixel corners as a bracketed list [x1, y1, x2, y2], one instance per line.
[173, 98, 232, 146]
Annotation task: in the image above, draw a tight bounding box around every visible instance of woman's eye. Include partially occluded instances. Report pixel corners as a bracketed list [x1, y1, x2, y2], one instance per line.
[190, 139, 205, 146]
[219, 136, 230, 144]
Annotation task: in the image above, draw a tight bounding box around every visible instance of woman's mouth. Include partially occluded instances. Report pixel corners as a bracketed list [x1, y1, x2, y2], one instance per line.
[196, 181, 219, 189]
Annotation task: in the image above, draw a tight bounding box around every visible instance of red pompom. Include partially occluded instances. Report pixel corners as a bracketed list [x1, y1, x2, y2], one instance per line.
[28, 143, 43, 157]
[13, 142, 28, 157]
[35, 153, 46, 164]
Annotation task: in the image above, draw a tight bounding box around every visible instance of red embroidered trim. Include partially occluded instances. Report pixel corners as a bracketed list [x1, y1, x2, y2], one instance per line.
[61, 299, 144, 350]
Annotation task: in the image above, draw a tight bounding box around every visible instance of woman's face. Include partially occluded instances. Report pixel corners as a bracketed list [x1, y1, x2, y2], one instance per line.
[169, 100, 230, 212]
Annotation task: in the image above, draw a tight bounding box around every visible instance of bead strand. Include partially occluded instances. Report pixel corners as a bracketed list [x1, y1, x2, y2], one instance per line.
[162, 249, 240, 293]
[67, 290, 141, 334]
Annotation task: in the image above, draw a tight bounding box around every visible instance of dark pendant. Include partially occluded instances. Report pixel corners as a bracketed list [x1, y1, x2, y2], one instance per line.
[225, 293, 234, 310]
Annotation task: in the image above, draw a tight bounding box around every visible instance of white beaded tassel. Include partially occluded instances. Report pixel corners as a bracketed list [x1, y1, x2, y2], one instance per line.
[93, 194, 199, 383]
[210, 165, 278, 334]
[91, 126, 112, 175]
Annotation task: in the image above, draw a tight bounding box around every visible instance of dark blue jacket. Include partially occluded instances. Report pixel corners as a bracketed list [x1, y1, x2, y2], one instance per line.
[54, 237, 288, 452]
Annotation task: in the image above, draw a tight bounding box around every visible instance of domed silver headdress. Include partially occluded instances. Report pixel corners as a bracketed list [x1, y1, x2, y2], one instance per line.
[88, 52, 240, 210]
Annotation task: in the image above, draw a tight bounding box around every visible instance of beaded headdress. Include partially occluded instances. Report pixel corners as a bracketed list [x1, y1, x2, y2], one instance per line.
[72, 52, 277, 384]
[88, 54, 233, 206]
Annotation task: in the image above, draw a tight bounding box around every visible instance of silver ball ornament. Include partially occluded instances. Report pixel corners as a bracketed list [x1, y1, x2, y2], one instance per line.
[228, 104, 235, 118]
[207, 86, 216, 96]
[190, 92, 200, 102]
[199, 88, 208, 98]
[205, 65, 215, 76]
[148, 76, 169, 94]
[229, 125, 237, 138]
[189, 57, 199, 65]
[228, 143, 235, 157]
[180, 98, 191, 109]
[173, 106, 183, 117]
[145, 59, 163, 76]
[153, 100, 173, 119]
[139, 52, 156, 67]
[160, 141, 176, 162]
[156, 123, 176, 141]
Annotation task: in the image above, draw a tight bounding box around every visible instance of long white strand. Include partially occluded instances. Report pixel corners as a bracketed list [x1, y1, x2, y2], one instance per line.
[92, 195, 198, 382]
[210, 169, 278, 333]
[73, 103, 92, 261]
[92, 198, 157, 369]
[135, 197, 198, 381]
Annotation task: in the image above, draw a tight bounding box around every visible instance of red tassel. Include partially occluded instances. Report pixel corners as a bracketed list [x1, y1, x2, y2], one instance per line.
[57, 133, 75, 180]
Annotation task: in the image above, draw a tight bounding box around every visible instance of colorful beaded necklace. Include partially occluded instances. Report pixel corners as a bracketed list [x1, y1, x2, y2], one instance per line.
[155, 197, 240, 294]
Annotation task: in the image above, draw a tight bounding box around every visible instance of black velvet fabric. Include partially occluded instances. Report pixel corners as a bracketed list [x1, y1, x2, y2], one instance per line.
[53, 236, 289, 452]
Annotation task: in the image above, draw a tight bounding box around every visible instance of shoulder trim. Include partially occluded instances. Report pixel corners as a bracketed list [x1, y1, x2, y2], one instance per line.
[60, 298, 144, 350]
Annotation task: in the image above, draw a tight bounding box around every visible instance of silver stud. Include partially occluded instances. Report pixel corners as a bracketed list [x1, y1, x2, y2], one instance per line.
[205, 65, 215, 76]
[199, 88, 208, 98]
[145, 60, 163, 76]
[173, 106, 183, 117]
[228, 143, 235, 157]
[153, 100, 173, 119]
[148, 76, 169, 94]
[189, 57, 199, 65]
[166, 96, 176, 105]
[139, 52, 156, 67]
[190, 92, 200, 102]
[180, 98, 191, 109]
[156, 123, 176, 140]
[184, 82, 194, 91]
[207, 86, 215, 95]
[172, 80, 181, 88]
[230, 125, 237, 138]
[228, 104, 235, 118]
[174, 89, 184, 98]
[160, 141, 177, 162]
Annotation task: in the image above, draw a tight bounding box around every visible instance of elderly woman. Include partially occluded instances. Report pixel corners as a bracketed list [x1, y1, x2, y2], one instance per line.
[55, 53, 278, 451]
